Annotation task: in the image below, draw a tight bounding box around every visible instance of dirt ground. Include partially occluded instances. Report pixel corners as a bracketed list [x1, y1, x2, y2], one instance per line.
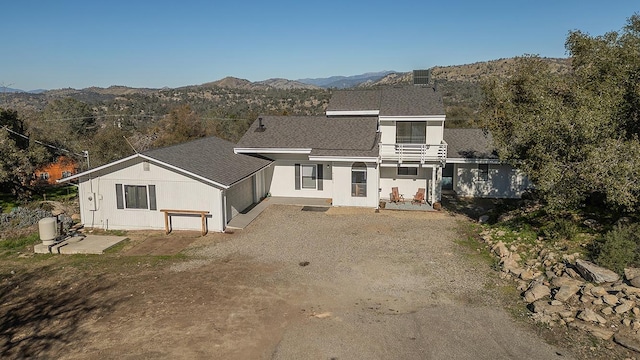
[0, 205, 626, 359]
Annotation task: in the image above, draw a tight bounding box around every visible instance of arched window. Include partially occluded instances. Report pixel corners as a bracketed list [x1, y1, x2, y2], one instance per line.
[351, 162, 367, 197]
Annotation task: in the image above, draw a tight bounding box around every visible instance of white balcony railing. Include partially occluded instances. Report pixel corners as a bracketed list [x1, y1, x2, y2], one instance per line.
[379, 141, 447, 163]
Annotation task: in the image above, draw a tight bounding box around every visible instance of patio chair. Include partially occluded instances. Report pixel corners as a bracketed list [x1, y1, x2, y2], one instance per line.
[391, 187, 404, 203]
[412, 188, 426, 205]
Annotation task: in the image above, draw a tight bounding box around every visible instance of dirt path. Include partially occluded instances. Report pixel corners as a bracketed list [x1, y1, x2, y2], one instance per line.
[1, 205, 574, 359]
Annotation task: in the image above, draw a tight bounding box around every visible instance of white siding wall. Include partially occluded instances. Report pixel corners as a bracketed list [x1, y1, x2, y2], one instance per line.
[268, 160, 333, 198]
[331, 162, 379, 207]
[426, 121, 444, 144]
[379, 166, 431, 200]
[226, 175, 254, 220]
[78, 158, 225, 232]
[380, 122, 395, 144]
[453, 163, 531, 198]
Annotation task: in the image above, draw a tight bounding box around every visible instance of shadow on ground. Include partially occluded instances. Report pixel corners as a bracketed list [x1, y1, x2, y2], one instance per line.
[0, 266, 119, 358]
[440, 193, 522, 221]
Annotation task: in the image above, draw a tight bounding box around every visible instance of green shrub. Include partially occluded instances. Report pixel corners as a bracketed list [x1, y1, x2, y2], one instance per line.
[541, 217, 580, 241]
[595, 224, 640, 274]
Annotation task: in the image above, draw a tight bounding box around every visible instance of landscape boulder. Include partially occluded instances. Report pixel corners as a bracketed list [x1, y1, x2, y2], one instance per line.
[575, 259, 620, 284]
[554, 283, 582, 302]
[524, 282, 551, 303]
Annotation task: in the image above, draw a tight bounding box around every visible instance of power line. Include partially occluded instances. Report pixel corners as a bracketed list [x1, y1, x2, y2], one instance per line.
[2, 125, 84, 157]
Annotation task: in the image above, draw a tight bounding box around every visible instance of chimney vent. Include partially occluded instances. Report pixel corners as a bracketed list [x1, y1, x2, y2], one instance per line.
[256, 117, 266, 132]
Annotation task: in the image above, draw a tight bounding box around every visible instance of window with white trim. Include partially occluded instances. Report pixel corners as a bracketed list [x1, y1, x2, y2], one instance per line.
[116, 184, 157, 210]
[396, 121, 426, 143]
[39, 172, 50, 180]
[397, 167, 418, 176]
[477, 164, 489, 182]
[351, 162, 367, 197]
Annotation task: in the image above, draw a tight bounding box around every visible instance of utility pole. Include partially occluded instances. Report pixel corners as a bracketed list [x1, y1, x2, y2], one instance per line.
[83, 150, 90, 170]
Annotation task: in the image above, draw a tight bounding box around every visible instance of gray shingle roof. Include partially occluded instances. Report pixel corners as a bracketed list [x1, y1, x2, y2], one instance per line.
[327, 86, 445, 116]
[443, 128, 498, 159]
[143, 136, 272, 187]
[236, 116, 379, 158]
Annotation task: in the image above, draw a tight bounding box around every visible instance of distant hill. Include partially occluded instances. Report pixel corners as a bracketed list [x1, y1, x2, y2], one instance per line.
[297, 71, 396, 89]
[1, 87, 25, 93]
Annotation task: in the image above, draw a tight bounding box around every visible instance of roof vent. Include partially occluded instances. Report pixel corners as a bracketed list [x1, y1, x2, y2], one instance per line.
[413, 69, 431, 85]
[256, 117, 266, 132]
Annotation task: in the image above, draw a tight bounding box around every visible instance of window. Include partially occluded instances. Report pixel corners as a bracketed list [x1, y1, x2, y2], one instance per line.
[301, 164, 317, 189]
[397, 167, 418, 176]
[295, 164, 323, 190]
[39, 172, 50, 180]
[351, 162, 367, 197]
[116, 184, 157, 210]
[61, 171, 72, 178]
[477, 164, 489, 182]
[396, 121, 426, 143]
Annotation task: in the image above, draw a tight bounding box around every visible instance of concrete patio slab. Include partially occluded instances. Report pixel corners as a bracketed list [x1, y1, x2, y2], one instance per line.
[34, 235, 128, 254]
[227, 196, 332, 230]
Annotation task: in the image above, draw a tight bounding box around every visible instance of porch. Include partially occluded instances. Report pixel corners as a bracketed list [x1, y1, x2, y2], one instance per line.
[227, 196, 332, 230]
[380, 200, 434, 211]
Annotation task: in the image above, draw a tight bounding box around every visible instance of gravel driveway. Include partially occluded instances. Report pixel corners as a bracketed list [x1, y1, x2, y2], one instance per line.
[179, 205, 572, 359]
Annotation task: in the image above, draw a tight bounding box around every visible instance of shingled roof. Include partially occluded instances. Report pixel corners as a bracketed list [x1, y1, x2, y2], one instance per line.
[143, 136, 272, 187]
[443, 128, 499, 160]
[327, 86, 445, 116]
[236, 116, 379, 158]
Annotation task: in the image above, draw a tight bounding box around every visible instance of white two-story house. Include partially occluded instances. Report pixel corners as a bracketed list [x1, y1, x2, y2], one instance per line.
[235, 86, 449, 208]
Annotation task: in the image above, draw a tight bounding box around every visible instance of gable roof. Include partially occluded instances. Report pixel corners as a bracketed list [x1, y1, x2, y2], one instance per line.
[59, 136, 272, 188]
[443, 128, 498, 160]
[327, 86, 445, 116]
[235, 116, 379, 158]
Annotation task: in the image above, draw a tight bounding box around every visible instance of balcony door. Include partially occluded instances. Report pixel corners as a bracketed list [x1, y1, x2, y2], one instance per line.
[396, 121, 426, 144]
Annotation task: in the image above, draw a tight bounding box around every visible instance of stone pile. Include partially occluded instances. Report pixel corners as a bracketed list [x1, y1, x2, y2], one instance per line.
[480, 227, 640, 351]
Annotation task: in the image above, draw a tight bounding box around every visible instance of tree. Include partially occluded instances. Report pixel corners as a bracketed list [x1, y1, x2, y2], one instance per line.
[482, 15, 640, 213]
[152, 105, 207, 148]
[0, 109, 37, 200]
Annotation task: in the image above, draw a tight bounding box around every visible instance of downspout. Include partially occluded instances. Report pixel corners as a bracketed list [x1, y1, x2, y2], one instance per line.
[221, 189, 227, 231]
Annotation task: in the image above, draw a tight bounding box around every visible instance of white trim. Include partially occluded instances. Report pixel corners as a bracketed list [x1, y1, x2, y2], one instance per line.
[234, 147, 312, 154]
[446, 158, 502, 164]
[308, 155, 378, 162]
[326, 110, 380, 116]
[57, 153, 231, 189]
[379, 115, 445, 122]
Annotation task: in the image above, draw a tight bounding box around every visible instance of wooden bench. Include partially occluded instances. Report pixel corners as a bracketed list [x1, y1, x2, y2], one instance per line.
[160, 209, 210, 236]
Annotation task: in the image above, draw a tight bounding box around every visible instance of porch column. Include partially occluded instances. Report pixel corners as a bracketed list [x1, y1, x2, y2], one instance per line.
[431, 166, 436, 204]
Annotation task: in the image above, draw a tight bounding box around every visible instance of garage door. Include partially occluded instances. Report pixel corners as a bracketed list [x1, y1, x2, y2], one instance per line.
[226, 176, 254, 221]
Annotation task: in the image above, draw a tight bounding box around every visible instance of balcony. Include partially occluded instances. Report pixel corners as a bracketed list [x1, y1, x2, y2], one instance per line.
[379, 141, 447, 164]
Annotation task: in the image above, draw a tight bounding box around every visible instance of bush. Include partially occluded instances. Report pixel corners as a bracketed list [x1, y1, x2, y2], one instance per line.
[541, 217, 580, 241]
[594, 223, 640, 274]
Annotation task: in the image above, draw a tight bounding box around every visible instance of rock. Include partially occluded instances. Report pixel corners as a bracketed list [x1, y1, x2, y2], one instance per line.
[578, 308, 607, 324]
[603, 294, 619, 306]
[524, 282, 551, 303]
[550, 300, 563, 306]
[517, 281, 529, 292]
[634, 307, 640, 316]
[565, 268, 582, 280]
[630, 276, 640, 289]
[623, 318, 632, 327]
[601, 307, 613, 316]
[575, 259, 620, 284]
[622, 284, 640, 297]
[614, 334, 640, 353]
[616, 300, 635, 314]
[71, 213, 81, 221]
[532, 300, 565, 315]
[590, 286, 607, 297]
[520, 270, 535, 281]
[625, 267, 640, 281]
[559, 310, 574, 319]
[492, 241, 510, 258]
[593, 298, 604, 305]
[479, 214, 490, 224]
[580, 295, 594, 304]
[634, 321, 640, 331]
[569, 320, 614, 340]
[551, 276, 583, 288]
[555, 283, 582, 302]
[501, 256, 520, 273]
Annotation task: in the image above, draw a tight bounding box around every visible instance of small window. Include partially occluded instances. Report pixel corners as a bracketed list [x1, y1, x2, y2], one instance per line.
[397, 167, 418, 176]
[301, 164, 317, 189]
[39, 172, 50, 180]
[477, 164, 489, 182]
[61, 171, 72, 178]
[351, 162, 367, 197]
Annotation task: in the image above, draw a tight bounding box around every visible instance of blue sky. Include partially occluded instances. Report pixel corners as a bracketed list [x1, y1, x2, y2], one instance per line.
[1, 1, 638, 90]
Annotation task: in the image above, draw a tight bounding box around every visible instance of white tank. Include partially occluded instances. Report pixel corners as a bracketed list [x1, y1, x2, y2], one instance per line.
[38, 217, 57, 245]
